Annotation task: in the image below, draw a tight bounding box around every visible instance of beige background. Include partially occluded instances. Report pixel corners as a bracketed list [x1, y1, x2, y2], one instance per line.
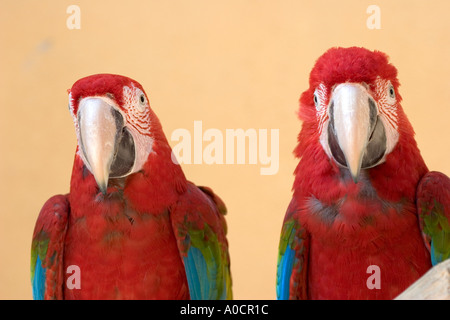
[0, 1, 449, 300]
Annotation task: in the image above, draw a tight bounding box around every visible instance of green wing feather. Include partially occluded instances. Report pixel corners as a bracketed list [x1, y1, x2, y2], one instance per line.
[417, 171, 450, 265]
[276, 198, 309, 300]
[31, 195, 69, 299]
[171, 183, 232, 300]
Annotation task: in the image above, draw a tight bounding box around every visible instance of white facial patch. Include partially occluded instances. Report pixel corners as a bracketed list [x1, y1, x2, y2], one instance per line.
[373, 77, 399, 155]
[121, 84, 155, 174]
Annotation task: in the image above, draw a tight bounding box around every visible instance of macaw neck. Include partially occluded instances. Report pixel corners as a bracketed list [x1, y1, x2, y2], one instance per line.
[124, 140, 187, 213]
[367, 132, 428, 201]
[69, 140, 187, 216]
[293, 131, 428, 205]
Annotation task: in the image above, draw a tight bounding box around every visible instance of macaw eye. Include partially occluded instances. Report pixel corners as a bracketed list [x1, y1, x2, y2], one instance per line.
[388, 85, 395, 99]
[313, 90, 320, 110]
[139, 94, 146, 104]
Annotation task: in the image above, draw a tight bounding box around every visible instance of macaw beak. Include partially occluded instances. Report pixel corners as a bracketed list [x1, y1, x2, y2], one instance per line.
[327, 83, 386, 183]
[77, 98, 135, 194]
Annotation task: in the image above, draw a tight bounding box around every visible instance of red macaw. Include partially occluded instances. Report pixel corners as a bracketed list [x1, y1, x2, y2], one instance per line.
[31, 74, 232, 300]
[277, 47, 450, 300]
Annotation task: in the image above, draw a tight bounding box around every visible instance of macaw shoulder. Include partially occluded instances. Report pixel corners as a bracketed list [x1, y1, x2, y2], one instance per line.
[417, 171, 450, 203]
[171, 181, 227, 227]
[33, 194, 70, 243]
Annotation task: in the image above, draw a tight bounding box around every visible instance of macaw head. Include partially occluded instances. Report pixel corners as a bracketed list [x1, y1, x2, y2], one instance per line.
[69, 74, 164, 194]
[297, 47, 413, 183]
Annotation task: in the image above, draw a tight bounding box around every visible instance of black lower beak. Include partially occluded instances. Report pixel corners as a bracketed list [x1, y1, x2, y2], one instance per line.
[110, 124, 136, 178]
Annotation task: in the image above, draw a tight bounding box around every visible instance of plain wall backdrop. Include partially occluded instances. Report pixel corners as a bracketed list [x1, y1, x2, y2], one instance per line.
[0, 0, 449, 299]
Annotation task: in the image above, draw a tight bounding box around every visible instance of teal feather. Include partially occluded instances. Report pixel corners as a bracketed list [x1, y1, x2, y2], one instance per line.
[32, 256, 46, 300]
[277, 246, 295, 299]
[184, 247, 209, 299]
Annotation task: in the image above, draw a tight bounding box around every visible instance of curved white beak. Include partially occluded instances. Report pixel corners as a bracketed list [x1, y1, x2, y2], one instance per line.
[78, 98, 120, 194]
[330, 83, 376, 182]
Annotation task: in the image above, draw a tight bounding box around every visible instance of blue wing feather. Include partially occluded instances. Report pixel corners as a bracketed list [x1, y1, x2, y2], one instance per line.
[276, 245, 295, 299]
[183, 247, 209, 300]
[30, 195, 69, 300]
[276, 198, 309, 300]
[32, 256, 46, 300]
[171, 183, 232, 300]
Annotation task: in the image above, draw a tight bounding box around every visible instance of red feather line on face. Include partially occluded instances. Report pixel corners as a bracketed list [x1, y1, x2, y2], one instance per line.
[122, 84, 152, 136]
[374, 78, 399, 130]
[315, 83, 329, 136]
